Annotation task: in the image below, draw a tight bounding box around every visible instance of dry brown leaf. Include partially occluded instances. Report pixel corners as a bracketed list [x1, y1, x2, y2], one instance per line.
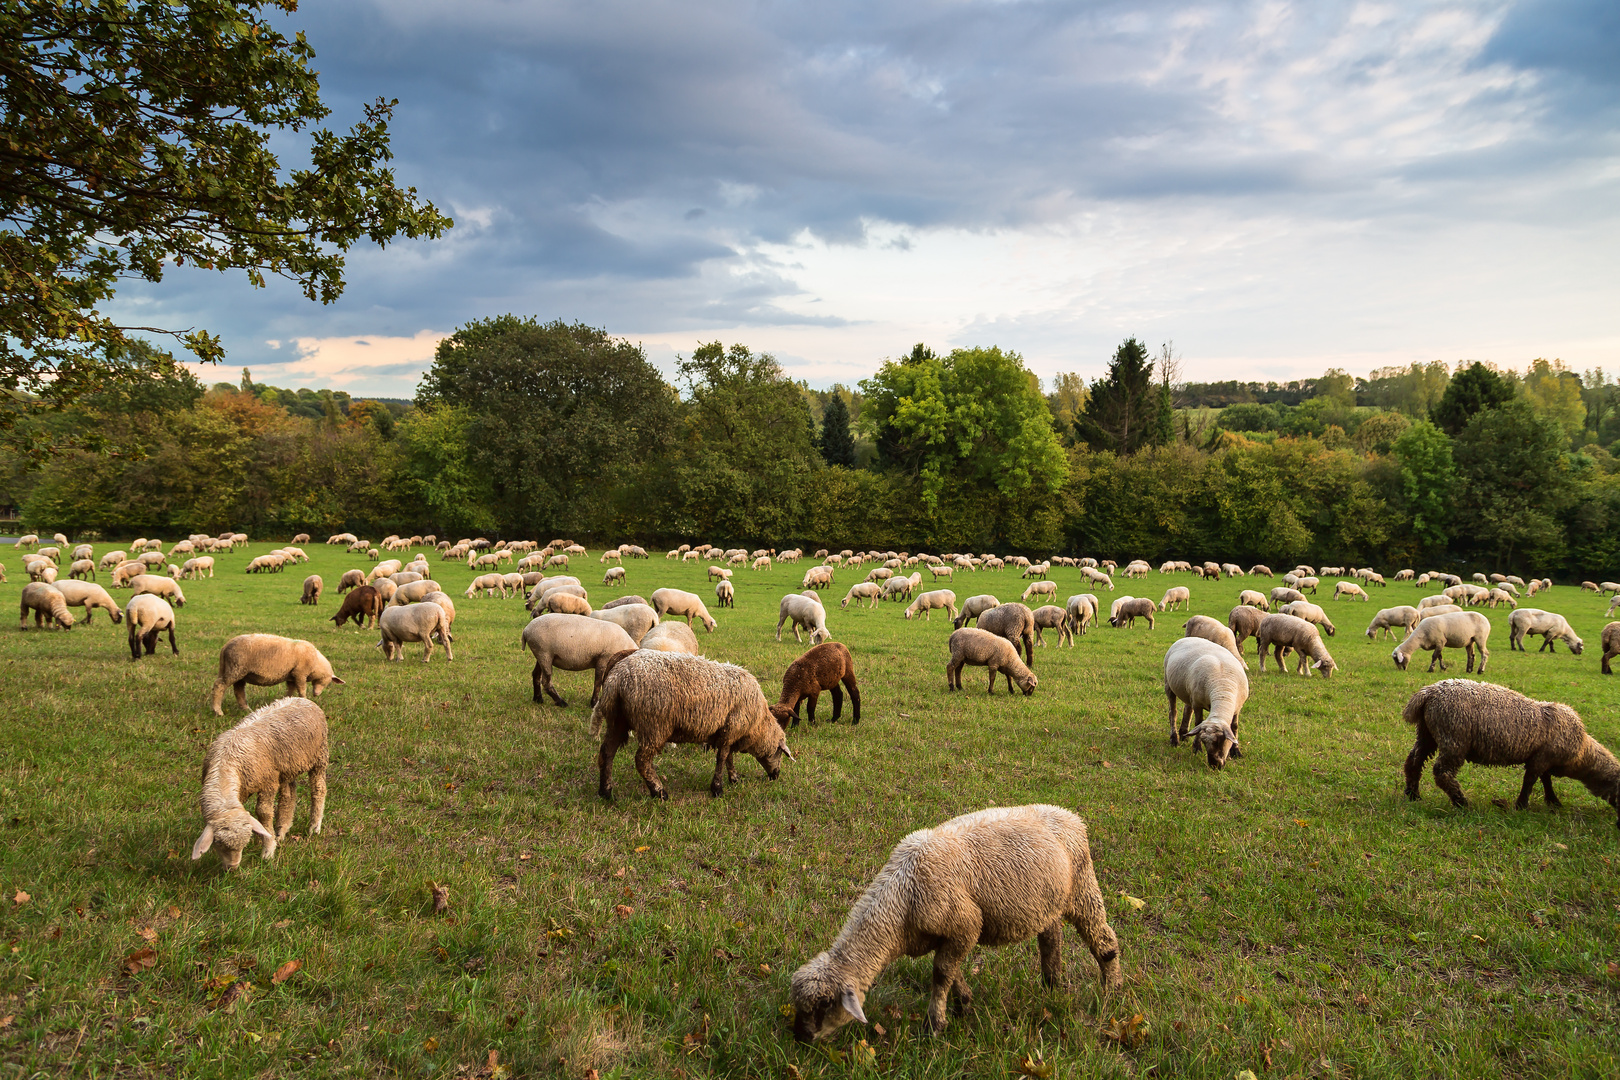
[271, 959, 302, 985]
[584, 1070, 600, 1080]
[613, 904, 634, 920]
[1016, 1056, 1055, 1078]
[423, 1036, 438, 1053]
[122, 947, 157, 975]
[214, 980, 250, 1012]
[431, 882, 450, 914]
[0, 1016, 13, 1030]
[634, 845, 650, 853]
[137, 926, 157, 942]
[11, 890, 28, 907]
[872, 1021, 886, 1037]
[1101, 1013, 1151, 1049]
[271, 919, 292, 930]
[167, 906, 181, 918]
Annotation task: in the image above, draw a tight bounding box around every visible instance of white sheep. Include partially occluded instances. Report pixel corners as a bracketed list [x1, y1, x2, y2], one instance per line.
[841, 582, 884, 609]
[1022, 580, 1058, 604]
[1162, 636, 1248, 768]
[378, 603, 455, 662]
[1507, 609, 1583, 654]
[1365, 606, 1420, 640]
[1333, 581, 1368, 601]
[522, 612, 637, 705]
[190, 696, 327, 870]
[125, 594, 178, 660]
[1157, 586, 1190, 612]
[210, 635, 344, 715]
[777, 593, 830, 644]
[651, 588, 718, 631]
[1391, 610, 1491, 674]
[905, 589, 958, 621]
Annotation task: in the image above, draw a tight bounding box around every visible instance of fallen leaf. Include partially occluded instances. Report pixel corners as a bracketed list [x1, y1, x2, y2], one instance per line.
[634, 845, 650, 853]
[759, 963, 770, 974]
[167, 906, 180, 919]
[1121, 894, 1146, 910]
[1101, 1013, 1151, 1049]
[122, 947, 157, 975]
[850, 1039, 876, 1066]
[1017, 1055, 1055, 1078]
[214, 981, 250, 1012]
[1236, 1071, 1260, 1080]
[613, 904, 634, 919]
[518, 853, 531, 861]
[1528, 912, 1546, 928]
[423, 1036, 438, 1053]
[1294, 819, 1309, 828]
[1607, 961, 1620, 979]
[0, 1016, 12, 1030]
[11, 890, 28, 907]
[137, 927, 157, 942]
[271, 919, 292, 929]
[872, 1021, 886, 1036]
[786, 1066, 803, 1080]
[584, 1070, 600, 1080]
[430, 882, 450, 914]
[271, 959, 302, 985]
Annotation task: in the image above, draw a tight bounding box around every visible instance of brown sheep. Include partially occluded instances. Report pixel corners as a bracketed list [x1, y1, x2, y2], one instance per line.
[210, 634, 345, 716]
[947, 628, 1038, 695]
[769, 642, 861, 728]
[329, 584, 383, 629]
[1109, 596, 1156, 629]
[1603, 622, 1620, 675]
[1403, 679, 1620, 826]
[589, 650, 791, 800]
[977, 602, 1036, 666]
[300, 574, 323, 605]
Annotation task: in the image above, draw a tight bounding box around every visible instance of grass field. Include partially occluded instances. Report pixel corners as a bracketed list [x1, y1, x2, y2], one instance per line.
[1, 543, 1617, 1079]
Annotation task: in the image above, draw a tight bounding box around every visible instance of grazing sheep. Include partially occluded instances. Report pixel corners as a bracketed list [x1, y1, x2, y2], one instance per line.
[390, 579, 439, 607]
[978, 603, 1037, 665]
[1032, 605, 1073, 647]
[538, 591, 588, 617]
[128, 574, 185, 607]
[1181, 615, 1246, 668]
[19, 583, 74, 630]
[789, 804, 1120, 1040]
[640, 620, 702, 655]
[1158, 586, 1190, 612]
[210, 635, 344, 715]
[1416, 594, 1455, 610]
[905, 590, 958, 622]
[378, 602, 455, 662]
[600, 565, 627, 585]
[1485, 588, 1518, 609]
[590, 650, 790, 800]
[1237, 590, 1269, 610]
[1365, 606, 1420, 640]
[1063, 593, 1098, 636]
[1333, 582, 1369, 601]
[1163, 637, 1248, 769]
[769, 641, 861, 727]
[300, 575, 323, 606]
[1601, 622, 1620, 675]
[1417, 603, 1464, 621]
[590, 602, 658, 644]
[952, 594, 1001, 629]
[329, 584, 383, 630]
[464, 572, 508, 599]
[336, 569, 365, 594]
[1270, 586, 1305, 606]
[802, 565, 835, 590]
[522, 613, 638, 706]
[1391, 611, 1491, 674]
[841, 582, 885, 609]
[190, 696, 327, 869]
[51, 580, 121, 624]
[1255, 613, 1337, 677]
[125, 594, 177, 660]
[67, 558, 94, 581]
[1279, 600, 1336, 636]
[651, 588, 718, 632]
[1402, 679, 1620, 826]
[777, 593, 831, 645]
[1109, 597, 1156, 630]
[1507, 609, 1584, 654]
[714, 580, 736, 608]
[1248, 564, 1273, 577]
[602, 594, 647, 610]
[1021, 580, 1058, 604]
[179, 556, 215, 579]
[1227, 605, 1266, 657]
[946, 628, 1038, 695]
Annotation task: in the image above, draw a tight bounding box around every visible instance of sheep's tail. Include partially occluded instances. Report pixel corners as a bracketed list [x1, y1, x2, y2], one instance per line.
[1401, 684, 1433, 727]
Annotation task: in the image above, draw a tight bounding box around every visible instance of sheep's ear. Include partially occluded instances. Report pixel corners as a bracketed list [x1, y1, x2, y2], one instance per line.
[191, 826, 214, 859]
[840, 986, 867, 1024]
[781, 740, 796, 762]
[247, 817, 274, 840]
[329, 676, 346, 685]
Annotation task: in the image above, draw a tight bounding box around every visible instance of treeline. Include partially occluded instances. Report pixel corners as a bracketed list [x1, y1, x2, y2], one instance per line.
[4, 317, 1619, 577]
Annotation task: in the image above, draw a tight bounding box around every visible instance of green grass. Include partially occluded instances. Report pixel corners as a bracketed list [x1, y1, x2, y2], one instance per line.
[1, 545, 1617, 1079]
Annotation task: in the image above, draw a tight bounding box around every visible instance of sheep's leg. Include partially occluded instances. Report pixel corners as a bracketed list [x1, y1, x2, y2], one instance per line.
[288, 673, 307, 699]
[1539, 772, 1561, 808]
[421, 637, 434, 663]
[1166, 690, 1180, 745]
[307, 763, 326, 834]
[1037, 922, 1064, 986]
[828, 686, 842, 722]
[274, 777, 298, 838]
[709, 745, 729, 797]
[540, 659, 567, 707]
[253, 787, 279, 855]
[143, 628, 160, 655]
[946, 660, 961, 691]
[724, 744, 740, 783]
[1065, 862, 1123, 989]
[596, 723, 628, 800]
[1515, 767, 1540, 810]
[1603, 648, 1617, 675]
[1475, 643, 1488, 674]
[1465, 643, 1476, 673]
[1428, 649, 1444, 673]
[1432, 752, 1468, 807]
[844, 676, 861, 723]
[927, 937, 975, 1031]
[635, 740, 668, 800]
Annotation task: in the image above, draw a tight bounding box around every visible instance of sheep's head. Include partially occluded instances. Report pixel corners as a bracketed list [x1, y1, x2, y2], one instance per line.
[311, 672, 345, 696]
[1017, 671, 1039, 696]
[1568, 635, 1585, 655]
[768, 703, 796, 730]
[790, 960, 866, 1042]
[1314, 656, 1338, 678]
[1190, 719, 1240, 769]
[192, 809, 274, 869]
[746, 719, 791, 779]
[1391, 648, 1409, 670]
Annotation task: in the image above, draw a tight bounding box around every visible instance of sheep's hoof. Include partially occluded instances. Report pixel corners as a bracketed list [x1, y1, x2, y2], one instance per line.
[709, 783, 724, 797]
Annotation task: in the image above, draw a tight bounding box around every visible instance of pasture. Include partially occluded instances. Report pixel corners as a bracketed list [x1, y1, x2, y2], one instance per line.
[1, 544, 1617, 1079]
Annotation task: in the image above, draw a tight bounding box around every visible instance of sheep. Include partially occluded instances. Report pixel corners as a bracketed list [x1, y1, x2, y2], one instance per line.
[777, 593, 830, 645]
[210, 634, 345, 715]
[378, 602, 455, 662]
[464, 573, 508, 599]
[601, 594, 646, 610]
[129, 574, 185, 607]
[1602, 581, 1620, 595]
[803, 565, 835, 590]
[952, 594, 1001, 629]
[768, 641, 861, 727]
[708, 565, 733, 583]
[190, 696, 328, 870]
[978, 602, 1037, 665]
[1109, 597, 1156, 630]
[125, 594, 178, 659]
[1065, 593, 1098, 636]
[1365, 606, 1420, 640]
[788, 804, 1120, 1040]
[371, 577, 398, 604]
[1255, 613, 1337, 677]
[19, 583, 74, 630]
[882, 575, 917, 603]
[390, 570, 424, 587]
[1602, 622, 1620, 675]
[178, 556, 215, 579]
[1181, 614, 1246, 668]
[946, 628, 1038, 695]
[929, 564, 955, 581]
[640, 620, 702, 655]
[1417, 604, 1464, 621]
[1333, 582, 1369, 601]
[1416, 594, 1455, 610]
[840, 582, 884, 610]
[1270, 586, 1305, 606]
[905, 590, 958, 621]
[589, 602, 658, 644]
[714, 580, 736, 608]
[1237, 590, 1269, 610]
[1162, 637, 1248, 768]
[1022, 580, 1058, 604]
[329, 584, 383, 630]
[590, 650, 790, 800]
[1227, 605, 1266, 657]
[66, 558, 94, 581]
[521, 612, 638, 706]
[390, 579, 439, 607]
[1157, 586, 1190, 612]
[49, 580, 120, 625]
[1485, 588, 1518, 609]
[1402, 679, 1620, 826]
[299, 574, 323, 606]
[1081, 568, 1115, 590]
[1391, 611, 1491, 674]
[651, 588, 718, 632]
[1032, 604, 1073, 647]
[1279, 600, 1336, 636]
[1507, 609, 1584, 654]
[543, 591, 591, 617]
[1248, 564, 1273, 577]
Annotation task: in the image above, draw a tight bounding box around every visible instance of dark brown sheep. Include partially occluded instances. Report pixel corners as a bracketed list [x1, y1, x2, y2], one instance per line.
[769, 642, 861, 728]
[329, 584, 383, 630]
[976, 602, 1036, 665]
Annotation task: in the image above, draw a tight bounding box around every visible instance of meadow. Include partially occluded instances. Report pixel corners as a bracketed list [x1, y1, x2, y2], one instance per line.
[1, 542, 1617, 1079]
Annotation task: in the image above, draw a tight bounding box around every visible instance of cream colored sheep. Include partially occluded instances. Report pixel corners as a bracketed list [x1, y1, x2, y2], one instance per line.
[1022, 580, 1058, 604]
[1031, 605, 1072, 647]
[1237, 590, 1269, 610]
[905, 590, 958, 621]
[1417, 594, 1454, 610]
[1109, 597, 1156, 630]
[390, 579, 439, 607]
[714, 580, 736, 608]
[777, 594, 830, 644]
[337, 569, 366, 593]
[1270, 586, 1305, 606]
[179, 556, 215, 579]
[125, 594, 177, 660]
[521, 612, 637, 705]
[191, 696, 327, 870]
[1278, 600, 1336, 636]
[1333, 581, 1368, 601]
[300, 575, 323, 605]
[590, 602, 658, 644]
[378, 602, 455, 662]
[946, 628, 1037, 695]
[1181, 615, 1246, 668]
[1391, 610, 1491, 674]
[464, 572, 508, 598]
[789, 805, 1119, 1039]
[129, 574, 185, 607]
[1417, 604, 1463, 621]
[1507, 609, 1583, 654]
[1365, 606, 1420, 640]
[640, 620, 702, 655]
[841, 582, 884, 609]
[952, 594, 1001, 629]
[19, 583, 74, 630]
[1065, 593, 1097, 636]
[210, 634, 344, 715]
[1255, 613, 1337, 677]
[1163, 637, 1248, 768]
[651, 588, 717, 632]
[1157, 586, 1190, 612]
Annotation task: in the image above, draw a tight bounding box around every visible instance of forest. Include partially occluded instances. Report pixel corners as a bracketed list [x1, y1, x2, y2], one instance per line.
[4, 315, 1618, 577]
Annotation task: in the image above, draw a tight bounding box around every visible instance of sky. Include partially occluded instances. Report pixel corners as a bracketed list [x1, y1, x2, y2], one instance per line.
[113, 0, 1620, 399]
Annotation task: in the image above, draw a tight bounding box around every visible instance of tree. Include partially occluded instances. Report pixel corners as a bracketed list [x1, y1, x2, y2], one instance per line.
[0, 0, 451, 423]
[1045, 372, 1088, 445]
[818, 392, 856, 466]
[1452, 400, 1570, 568]
[1354, 411, 1410, 456]
[1078, 338, 1163, 454]
[1393, 420, 1454, 551]
[1432, 362, 1514, 435]
[1520, 358, 1585, 447]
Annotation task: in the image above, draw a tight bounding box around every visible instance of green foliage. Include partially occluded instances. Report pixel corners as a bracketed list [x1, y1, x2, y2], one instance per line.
[1453, 400, 1572, 569]
[392, 405, 496, 536]
[1432, 362, 1514, 435]
[1045, 371, 1088, 445]
[1217, 402, 1281, 432]
[1353, 411, 1410, 455]
[1393, 420, 1455, 552]
[817, 393, 856, 467]
[1520, 358, 1586, 448]
[1363, 361, 1452, 418]
[1078, 338, 1163, 454]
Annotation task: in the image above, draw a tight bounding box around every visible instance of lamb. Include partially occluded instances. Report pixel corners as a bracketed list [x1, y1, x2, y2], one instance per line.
[210, 634, 345, 715]
[190, 696, 328, 869]
[1333, 582, 1369, 601]
[1402, 679, 1620, 826]
[337, 569, 366, 593]
[1227, 605, 1266, 656]
[1485, 588, 1518, 609]
[19, 583, 74, 630]
[640, 620, 702, 655]
[544, 591, 592, 617]
[905, 590, 958, 621]
[1365, 606, 1420, 640]
[590, 649, 790, 800]
[1181, 614, 1246, 668]
[841, 582, 885, 609]
[521, 612, 638, 706]
[1237, 590, 1269, 610]
[1391, 610, 1491, 674]
[1255, 613, 1337, 677]
[1108, 597, 1156, 630]
[952, 594, 1001, 629]
[1507, 609, 1584, 654]
[1022, 580, 1058, 604]
[803, 565, 835, 590]
[1157, 586, 1190, 612]
[1065, 593, 1098, 636]
[769, 641, 861, 727]
[67, 558, 94, 580]
[714, 580, 735, 608]
[978, 602, 1037, 665]
[1032, 605, 1073, 647]
[1602, 622, 1620, 675]
[600, 565, 626, 585]
[651, 588, 718, 632]
[390, 579, 439, 606]
[946, 628, 1038, 695]
[1270, 586, 1305, 606]
[329, 584, 383, 629]
[590, 602, 658, 644]
[1162, 637, 1248, 769]
[1279, 600, 1336, 636]
[465, 573, 508, 598]
[1416, 594, 1455, 610]
[129, 574, 185, 607]
[776, 593, 831, 644]
[179, 556, 215, 579]
[300, 575, 323, 605]
[378, 602, 455, 662]
[125, 594, 178, 659]
[789, 804, 1120, 1040]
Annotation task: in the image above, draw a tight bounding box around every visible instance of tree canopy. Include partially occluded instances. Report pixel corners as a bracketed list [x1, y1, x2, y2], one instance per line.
[1078, 338, 1163, 454]
[1432, 362, 1514, 435]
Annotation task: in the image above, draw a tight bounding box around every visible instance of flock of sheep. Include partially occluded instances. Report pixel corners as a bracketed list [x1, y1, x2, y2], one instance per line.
[8, 530, 1620, 1041]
